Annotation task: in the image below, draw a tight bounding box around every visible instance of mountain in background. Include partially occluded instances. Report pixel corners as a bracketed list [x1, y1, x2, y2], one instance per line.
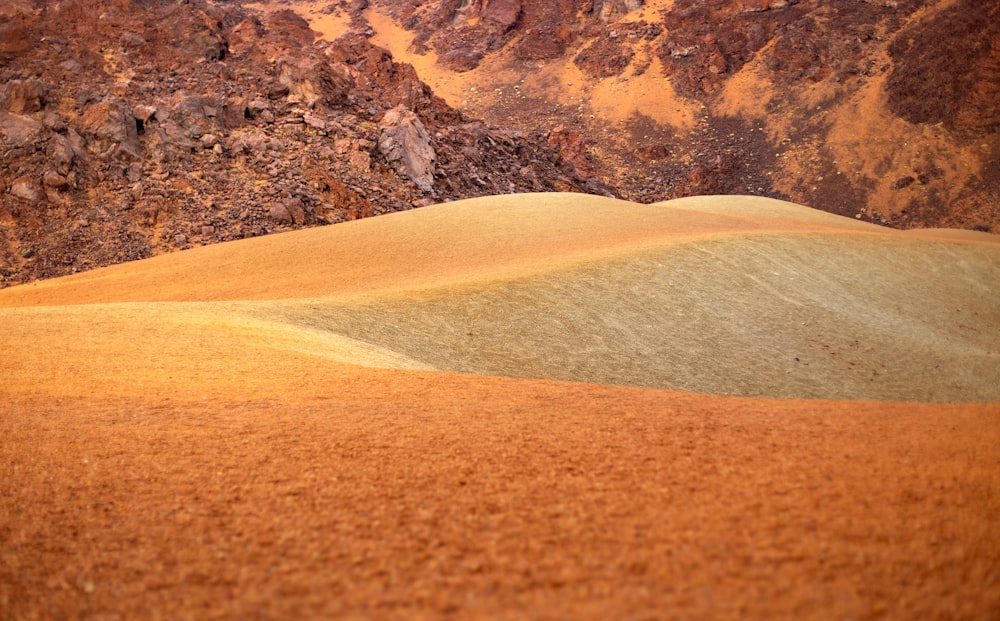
[362, 0, 999, 225]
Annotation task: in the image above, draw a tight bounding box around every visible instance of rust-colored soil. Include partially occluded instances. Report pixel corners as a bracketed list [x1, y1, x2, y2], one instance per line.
[2, 194, 999, 619]
[5, 375, 999, 620]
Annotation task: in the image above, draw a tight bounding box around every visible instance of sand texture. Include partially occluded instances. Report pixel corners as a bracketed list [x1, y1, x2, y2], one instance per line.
[2, 194, 999, 619]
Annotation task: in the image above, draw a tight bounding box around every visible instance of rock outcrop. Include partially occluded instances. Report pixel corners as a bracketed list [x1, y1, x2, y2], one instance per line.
[0, 79, 45, 115]
[379, 106, 437, 192]
[79, 101, 143, 162]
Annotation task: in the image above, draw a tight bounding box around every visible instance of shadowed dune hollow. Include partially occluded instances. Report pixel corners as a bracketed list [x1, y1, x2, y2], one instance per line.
[2, 193, 1000, 619]
[263, 231, 1000, 402]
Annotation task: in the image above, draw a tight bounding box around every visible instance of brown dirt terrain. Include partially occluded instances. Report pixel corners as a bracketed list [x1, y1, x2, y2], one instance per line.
[2, 194, 999, 619]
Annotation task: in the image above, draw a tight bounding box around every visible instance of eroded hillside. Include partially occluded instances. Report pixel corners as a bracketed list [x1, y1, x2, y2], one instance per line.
[362, 0, 999, 229]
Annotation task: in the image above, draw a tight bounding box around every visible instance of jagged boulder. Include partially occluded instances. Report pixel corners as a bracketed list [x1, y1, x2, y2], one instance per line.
[269, 197, 306, 224]
[278, 57, 325, 108]
[547, 125, 594, 176]
[47, 134, 76, 175]
[10, 176, 42, 203]
[228, 130, 270, 156]
[482, 0, 522, 29]
[438, 47, 484, 72]
[78, 101, 142, 161]
[42, 170, 69, 190]
[266, 9, 315, 49]
[228, 18, 264, 55]
[0, 110, 43, 147]
[165, 8, 228, 61]
[1, 79, 45, 114]
[145, 120, 196, 164]
[378, 106, 437, 192]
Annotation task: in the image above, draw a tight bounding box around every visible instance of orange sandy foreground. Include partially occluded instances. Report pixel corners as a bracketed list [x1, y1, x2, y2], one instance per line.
[2, 194, 999, 619]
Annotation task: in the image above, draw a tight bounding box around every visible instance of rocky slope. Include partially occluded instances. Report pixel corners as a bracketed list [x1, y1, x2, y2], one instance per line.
[0, 0, 607, 286]
[2, 0, 997, 287]
[366, 0, 999, 230]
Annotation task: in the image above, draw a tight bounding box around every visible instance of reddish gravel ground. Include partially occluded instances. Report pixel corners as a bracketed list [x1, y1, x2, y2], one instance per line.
[3, 374, 1000, 620]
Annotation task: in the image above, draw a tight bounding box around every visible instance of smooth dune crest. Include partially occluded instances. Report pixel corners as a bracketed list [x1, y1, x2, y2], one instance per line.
[2, 193, 999, 402]
[0, 193, 911, 306]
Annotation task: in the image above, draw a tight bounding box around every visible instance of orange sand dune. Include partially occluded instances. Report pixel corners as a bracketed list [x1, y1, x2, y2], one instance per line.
[0, 194, 928, 306]
[5, 194, 996, 401]
[2, 194, 999, 619]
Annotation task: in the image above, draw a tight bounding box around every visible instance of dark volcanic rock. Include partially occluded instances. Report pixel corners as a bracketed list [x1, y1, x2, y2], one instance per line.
[886, 0, 1000, 135]
[439, 47, 484, 72]
[79, 101, 143, 162]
